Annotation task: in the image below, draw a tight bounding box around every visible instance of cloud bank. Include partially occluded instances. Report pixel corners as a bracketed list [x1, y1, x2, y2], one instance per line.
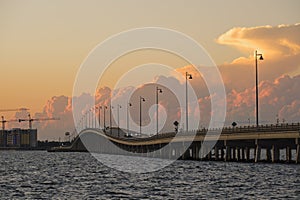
[8, 23, 300, 140]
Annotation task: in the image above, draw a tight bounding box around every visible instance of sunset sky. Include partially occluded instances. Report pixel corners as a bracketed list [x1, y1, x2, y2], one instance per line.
[1, 0, 299, 140]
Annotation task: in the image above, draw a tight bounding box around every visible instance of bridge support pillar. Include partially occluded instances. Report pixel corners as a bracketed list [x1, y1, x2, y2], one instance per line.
[286, 146, 291, 163]
[245, 147, 250, 161]
[225, 146, 231, 161]
[207, 150, 212, 160]
[179, 142, 185, 159]
[196, 145, 200, 160]
[272, 145, 280, 163]
[255, 145, 261, 163]
[214, 146, 219, 160]
[182, 148, 190, 160]
[221, 148, 225, 161]
[236, 147, 241, 161]
[192, 145, 196, 160]
[168, 145, 172, 159]
[296, 144, 300, 164]
[232, 148, 236, 160]
[241, 148, 245, 161]
[266, 148, 272, 162]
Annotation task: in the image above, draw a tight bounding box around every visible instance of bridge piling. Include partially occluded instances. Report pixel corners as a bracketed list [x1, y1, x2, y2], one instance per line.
[255, 145, 261, 163]
[245, 147, 250, 161]
[272, 145, 280, 163]
[214, 146, 219, 160]
[225, 146, 231, 161]
[241, 148, 245, 161]
[296, 144, 300, 164]
[236, 147, 241, 161]
[266, 148, 272, 162]
[286, 146, 291, 163]
[221, 148, 225, 161]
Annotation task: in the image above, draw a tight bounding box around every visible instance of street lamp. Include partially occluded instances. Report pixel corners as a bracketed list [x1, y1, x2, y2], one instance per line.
[139, 96, 145, 135]
[94, 107, 97, 129]
[156, 86, 163, 136]
[91, 108, 95, 128]
[103, 106, 107, 131]
[97, 106, 102, 129]
[127, 102, 132, 136]
[87, 109, 91, 128]
[117, 104, 121, 137]
[255, 50, 264, 127]
[85, 112, 88, 129]
[185, 72, 193, 133]
[110, 105, 114, 134]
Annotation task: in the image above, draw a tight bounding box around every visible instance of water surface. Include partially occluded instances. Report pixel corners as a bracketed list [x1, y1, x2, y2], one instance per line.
[0, 151, 299, 199]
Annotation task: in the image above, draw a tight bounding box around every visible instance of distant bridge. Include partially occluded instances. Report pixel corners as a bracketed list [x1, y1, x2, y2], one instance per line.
[49, 123, 300, 164]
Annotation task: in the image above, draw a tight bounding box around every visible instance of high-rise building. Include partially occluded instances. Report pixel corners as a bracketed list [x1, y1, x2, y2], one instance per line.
[0, 129, 37, 148]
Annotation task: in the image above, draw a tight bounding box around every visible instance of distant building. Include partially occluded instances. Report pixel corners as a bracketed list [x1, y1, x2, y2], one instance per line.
[0, 129, 37, 148]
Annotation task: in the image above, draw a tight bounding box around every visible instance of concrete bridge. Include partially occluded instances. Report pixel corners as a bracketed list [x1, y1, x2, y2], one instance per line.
[49, 123, 300, 164]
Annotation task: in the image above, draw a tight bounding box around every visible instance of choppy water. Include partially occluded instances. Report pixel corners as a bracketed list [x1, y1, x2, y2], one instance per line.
[0, 151, 299, 199]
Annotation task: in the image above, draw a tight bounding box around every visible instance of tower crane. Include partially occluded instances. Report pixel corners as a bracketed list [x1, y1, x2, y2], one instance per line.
[0, 116, 19, 131]
[18, 114, 60, 129]
[0, 108, 29, 131]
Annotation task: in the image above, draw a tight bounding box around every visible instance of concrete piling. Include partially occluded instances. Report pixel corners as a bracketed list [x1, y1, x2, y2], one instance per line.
[272, 145, 280, 163]
[255, 145, 261, 163]
[286, 146, 291, 162]
[296, 144, 300, 164]
[266, 148, 272, 162]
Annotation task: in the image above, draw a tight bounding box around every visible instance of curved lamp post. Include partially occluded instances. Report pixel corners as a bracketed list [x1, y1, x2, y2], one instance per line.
[255, 50, 264, 127]
[185, 72, 192, 133]
[127, 102, 132, 136]
[139, 96, 145, 135]
[117, 104, 121, 137]
[156, 87, 163, 135]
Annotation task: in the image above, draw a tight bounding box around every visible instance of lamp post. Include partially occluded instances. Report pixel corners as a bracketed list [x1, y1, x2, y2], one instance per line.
[87, 109, 91, 128]
[94, 107, 96, 128]
[85, 112, 88, 129]
[255, 50, 264, 127]
[127, 102, 132, 136]
[97, 106, 102, 129]
[103, 106, 107, 131]
[156, 86, 163, 135]
[117, 104, 121, 137]
[139, 96, 145, 136]
[185, 72, 193, 133]
[110, 105, 113, 134]
[91, 108, 94, 128]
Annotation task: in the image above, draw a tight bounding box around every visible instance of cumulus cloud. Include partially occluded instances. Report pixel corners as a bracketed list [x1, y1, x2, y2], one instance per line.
[217, 23, 300, 57]
[217, 23, 300, 92]
[226, 74, 300, 125]
[20, 73, 300, 140]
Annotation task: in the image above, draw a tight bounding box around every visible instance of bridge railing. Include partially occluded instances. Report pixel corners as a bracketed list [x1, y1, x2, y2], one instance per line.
[194, 123, 300, 135]
[100, 123, 300, 142]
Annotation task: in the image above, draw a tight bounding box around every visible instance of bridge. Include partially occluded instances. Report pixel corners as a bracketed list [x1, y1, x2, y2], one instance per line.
[49, 123, 300, 164]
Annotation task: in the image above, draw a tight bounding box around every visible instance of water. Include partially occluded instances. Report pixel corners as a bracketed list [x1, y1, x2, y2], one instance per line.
[0, 151, 299, 199]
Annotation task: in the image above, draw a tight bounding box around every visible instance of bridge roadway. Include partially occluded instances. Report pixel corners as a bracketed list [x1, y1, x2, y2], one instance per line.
[50, 123, 300, 164]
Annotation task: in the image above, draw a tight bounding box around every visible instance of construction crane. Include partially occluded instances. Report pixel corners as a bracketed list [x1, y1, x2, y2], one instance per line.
[0, 108, 29, 131]
[18, 114, 60, 129]
[0, 116, 19, 131]
[0, 108, 29, 112]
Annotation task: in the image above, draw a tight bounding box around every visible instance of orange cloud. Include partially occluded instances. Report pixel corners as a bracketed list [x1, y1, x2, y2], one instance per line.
[217, 23, 300, 57]
[216, 23, 300, 93]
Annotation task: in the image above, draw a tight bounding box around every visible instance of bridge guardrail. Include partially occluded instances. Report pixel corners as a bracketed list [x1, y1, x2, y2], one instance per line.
[93, 123, 300, 143]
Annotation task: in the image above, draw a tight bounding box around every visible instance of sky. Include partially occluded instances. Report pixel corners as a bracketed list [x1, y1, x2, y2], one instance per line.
[0, 0, 300, 140]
